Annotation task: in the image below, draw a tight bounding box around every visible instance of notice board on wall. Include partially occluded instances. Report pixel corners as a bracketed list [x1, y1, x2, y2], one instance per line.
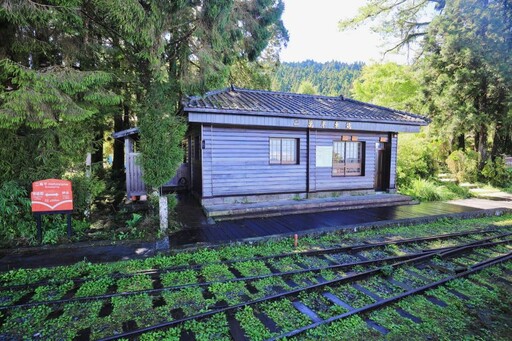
[316, 146, 333, 167]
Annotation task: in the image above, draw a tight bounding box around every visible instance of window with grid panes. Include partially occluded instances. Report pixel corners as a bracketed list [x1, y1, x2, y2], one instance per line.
[269, 138, 298, 164]
[332, 141, 363, 176]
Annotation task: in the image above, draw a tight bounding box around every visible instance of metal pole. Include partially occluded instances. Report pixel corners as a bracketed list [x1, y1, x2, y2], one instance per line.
[36, 214, 42, 244]
[67, 213, 72, 238]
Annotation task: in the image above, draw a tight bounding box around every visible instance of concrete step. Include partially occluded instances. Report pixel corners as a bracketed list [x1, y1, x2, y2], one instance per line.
[460, 183, 478, 189]
[437, 173, 457, 182]
[204, 194, 416, 221]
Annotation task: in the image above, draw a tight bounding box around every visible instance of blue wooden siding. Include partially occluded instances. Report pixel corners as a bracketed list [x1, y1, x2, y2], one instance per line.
[202, 125, 307, 197]
[311, 131, 379, 191]
[199, 125, 397, 198]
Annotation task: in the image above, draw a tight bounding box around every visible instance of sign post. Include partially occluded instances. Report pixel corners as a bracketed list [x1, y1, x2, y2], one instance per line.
[30, 179, 74, 244]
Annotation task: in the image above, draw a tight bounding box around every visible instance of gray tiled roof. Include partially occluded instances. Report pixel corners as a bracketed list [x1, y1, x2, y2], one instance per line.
[184, 87, 429, 126]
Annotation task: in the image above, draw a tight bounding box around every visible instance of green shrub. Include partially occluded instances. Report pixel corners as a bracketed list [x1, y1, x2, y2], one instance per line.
[443, 182, 472, 199]
[0, 181, 35, 245]
[401, 179, 457, 202]
[446, 150, 478, 183]
[397, 133, 440, 188]
[481, 157, 512, 187]
[65, 172, 106, 217]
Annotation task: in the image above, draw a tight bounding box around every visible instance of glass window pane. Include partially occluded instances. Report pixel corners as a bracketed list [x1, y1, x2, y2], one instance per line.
[333, 141, 363, 176]
[346, 142, 362, 175]
[269, 138, 281, 164]
[346, 142, 360, 163]
[333, 142, 345, 163]
[282, 138, 297, 164]
[332, 141, 345, 176]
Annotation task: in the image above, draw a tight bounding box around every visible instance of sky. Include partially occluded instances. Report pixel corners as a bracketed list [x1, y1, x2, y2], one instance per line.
[279, 0, 408, 64]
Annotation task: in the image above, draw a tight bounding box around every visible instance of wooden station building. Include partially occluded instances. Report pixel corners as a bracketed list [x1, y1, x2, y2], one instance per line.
[115, 87, 429, 207]
[184, 87, 428, 206]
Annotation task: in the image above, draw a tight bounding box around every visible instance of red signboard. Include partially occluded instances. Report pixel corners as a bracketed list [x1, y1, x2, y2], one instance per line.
[31, 179, 73, 212]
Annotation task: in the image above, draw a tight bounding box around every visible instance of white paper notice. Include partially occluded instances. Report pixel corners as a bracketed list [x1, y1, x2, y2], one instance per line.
[316, 146, 333, 167]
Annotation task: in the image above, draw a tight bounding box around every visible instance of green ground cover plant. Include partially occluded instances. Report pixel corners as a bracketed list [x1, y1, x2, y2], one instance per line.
[391, 268, 428, 287]
[302, 314, 381, 340]
[201, 264, 236, 282]
[140, 327, 182, 341]
[297, 291, 346, 319]
[74, 277, 114, 297]
[31, 280, 74, 302]
[290, 272, 319, 287]
[260, 299, 311, 333]
[161, 287, 214, 315]
[235, 306, 272, 341]
[161, 269, 197, 287]
[1, 305, 53, 339]
[358, 277, 404, 299]
[0, 289, 30, 306]
[270, 256, 305, 272]
[326, 284, 376, 308]
[318, 269, 340, 281]
[296, 255, 330, 268]
[251, 277, 291, 297]
[209, 281, 251, 305]
[233, 260, 272, 277]
[366, 265, 512, 341]
[116, 274, 153, 292]
[183, 313, 231, 341]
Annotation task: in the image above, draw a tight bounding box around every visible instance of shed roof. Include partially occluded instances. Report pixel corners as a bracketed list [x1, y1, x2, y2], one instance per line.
[112, 127, 139, 139]
[184, 87, 429, 126]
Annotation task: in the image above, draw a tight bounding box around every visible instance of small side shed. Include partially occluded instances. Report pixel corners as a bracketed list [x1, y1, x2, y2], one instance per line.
[112, 128, 189, 198]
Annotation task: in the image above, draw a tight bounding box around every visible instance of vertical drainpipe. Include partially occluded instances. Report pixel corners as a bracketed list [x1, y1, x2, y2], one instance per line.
[306, 128, 310, 196]
[388, 132, 395, 191]
[210, 124, 213, 197]
[200, 123, 204, 198]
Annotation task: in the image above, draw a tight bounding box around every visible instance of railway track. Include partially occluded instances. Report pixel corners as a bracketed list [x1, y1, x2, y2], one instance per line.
[0, 229, 511, 340]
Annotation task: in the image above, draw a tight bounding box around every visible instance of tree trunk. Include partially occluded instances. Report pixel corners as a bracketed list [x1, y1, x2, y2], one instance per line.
[491, 126, 501, 160]
[91, 128, 104, 167]
[112, 105, 128, 178]
[457, 134, 465, 150]
[477, 124, 488, 170]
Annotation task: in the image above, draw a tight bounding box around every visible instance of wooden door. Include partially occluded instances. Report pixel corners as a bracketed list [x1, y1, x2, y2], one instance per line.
[375, 142, 391, 191]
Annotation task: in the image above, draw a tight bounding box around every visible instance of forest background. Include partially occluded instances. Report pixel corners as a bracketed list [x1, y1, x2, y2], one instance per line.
[1, 0, 511, 246]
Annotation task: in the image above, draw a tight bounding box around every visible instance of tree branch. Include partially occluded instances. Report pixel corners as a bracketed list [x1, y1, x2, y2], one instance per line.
[383, 32, 427, 55]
